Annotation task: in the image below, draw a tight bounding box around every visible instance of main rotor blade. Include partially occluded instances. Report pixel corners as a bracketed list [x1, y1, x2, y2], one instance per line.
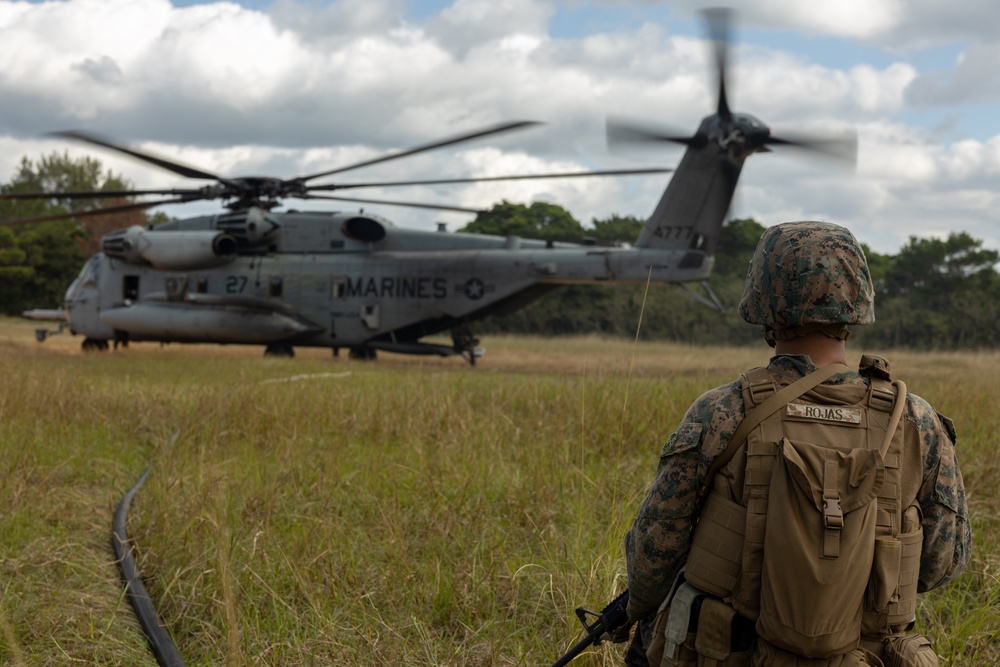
[52, 130, 230, 183]
[607, 118, 699, 148]
[297, 120, 543, 182]
[305, 167, 673, 192]
[0, 197, 198, 227]
[767, 131, 858, 166]
[0, 187, 207, 201]
[702, 7, 733, 120]
[298, 193, 483, 214]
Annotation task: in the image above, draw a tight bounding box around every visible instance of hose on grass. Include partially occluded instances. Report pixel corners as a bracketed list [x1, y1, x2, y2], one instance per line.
[112, 468, 186, 667]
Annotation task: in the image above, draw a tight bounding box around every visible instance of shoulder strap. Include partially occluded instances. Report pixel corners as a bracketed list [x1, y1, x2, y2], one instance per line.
[699, 363, 850, 495]
[880, 380, 907, 458]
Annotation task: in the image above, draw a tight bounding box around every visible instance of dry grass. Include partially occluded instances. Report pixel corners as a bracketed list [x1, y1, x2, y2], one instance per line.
[0, 317, 997, 665]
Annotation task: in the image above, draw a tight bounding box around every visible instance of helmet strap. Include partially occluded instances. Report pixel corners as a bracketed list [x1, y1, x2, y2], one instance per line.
[763, 323, 851, 348]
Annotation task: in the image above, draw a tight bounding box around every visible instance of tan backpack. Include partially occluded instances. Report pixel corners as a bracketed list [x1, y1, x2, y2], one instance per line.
[650, 359, 927, 667]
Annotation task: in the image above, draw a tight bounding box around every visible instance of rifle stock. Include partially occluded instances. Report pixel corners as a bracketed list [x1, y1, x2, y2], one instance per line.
[549, 589, 630, 667]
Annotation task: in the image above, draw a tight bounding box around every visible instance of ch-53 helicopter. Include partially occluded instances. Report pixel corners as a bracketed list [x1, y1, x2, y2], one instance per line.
[2, 9, 853, 364]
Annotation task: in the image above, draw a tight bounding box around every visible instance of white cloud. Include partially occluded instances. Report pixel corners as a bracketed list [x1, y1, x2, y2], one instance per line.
[427, 0, 553, 55]
[906, 42, 1000, 107]
[740, 0, 903, 40]
[1, 0, 999, 259]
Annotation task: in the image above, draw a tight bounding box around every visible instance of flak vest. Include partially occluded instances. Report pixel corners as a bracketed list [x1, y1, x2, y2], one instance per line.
[650, 356, 929, 667]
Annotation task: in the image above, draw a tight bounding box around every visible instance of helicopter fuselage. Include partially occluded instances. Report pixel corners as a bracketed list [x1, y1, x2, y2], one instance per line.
[61, 208, 714, 357]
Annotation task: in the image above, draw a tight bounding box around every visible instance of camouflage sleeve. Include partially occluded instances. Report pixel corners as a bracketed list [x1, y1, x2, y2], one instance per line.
[625, 382, 743, 620]
[907, 394, 973, 592]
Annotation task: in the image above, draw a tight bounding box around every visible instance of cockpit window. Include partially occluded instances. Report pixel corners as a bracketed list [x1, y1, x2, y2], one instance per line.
[76, 254, 102, 287]
[67, 254, 101, 296]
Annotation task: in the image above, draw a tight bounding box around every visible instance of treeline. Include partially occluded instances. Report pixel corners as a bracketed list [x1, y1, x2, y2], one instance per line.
[462, 203, 1000, 350]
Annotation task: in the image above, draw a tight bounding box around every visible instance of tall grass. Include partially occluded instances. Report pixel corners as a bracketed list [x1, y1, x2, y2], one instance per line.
[0, 317, 996, 665]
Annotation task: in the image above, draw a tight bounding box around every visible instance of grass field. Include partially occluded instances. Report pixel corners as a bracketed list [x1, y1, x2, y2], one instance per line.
[0, 316, 996, 666]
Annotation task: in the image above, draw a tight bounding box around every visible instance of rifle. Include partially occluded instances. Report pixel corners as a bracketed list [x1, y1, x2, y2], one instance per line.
[549, 589, 631, 667]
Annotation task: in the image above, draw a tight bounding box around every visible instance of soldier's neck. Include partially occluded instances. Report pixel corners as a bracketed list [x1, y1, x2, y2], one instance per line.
[773, 333, 848, 368]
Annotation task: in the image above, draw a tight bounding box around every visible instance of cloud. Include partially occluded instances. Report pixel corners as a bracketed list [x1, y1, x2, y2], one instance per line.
[0, 0, 998, 258]
[268, 0, 405, 43]
[906, 42, 1000, 107]
[426, 0, 554, 56]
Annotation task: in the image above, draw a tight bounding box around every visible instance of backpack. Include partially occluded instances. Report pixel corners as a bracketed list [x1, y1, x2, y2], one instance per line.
[653, 358, 925, 666]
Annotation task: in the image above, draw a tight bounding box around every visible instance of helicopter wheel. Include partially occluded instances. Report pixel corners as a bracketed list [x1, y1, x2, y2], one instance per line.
[264, 343, 295, 358]
[348, 347, 377, 361]
[113, 331, 130, 350]
[452, 326, 480, 366]
[82, 338, 109, 352]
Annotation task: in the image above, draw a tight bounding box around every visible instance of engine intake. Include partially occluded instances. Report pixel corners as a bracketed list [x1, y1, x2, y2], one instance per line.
[341, 216, 387, 243]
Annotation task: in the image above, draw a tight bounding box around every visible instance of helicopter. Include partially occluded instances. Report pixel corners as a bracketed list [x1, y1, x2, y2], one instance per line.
[2, 9, 854, 364]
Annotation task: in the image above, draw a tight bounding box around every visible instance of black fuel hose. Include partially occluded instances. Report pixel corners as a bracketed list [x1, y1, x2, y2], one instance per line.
[112, 469, 186, 667]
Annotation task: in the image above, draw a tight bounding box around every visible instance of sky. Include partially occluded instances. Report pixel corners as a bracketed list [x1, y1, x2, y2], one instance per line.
[3, 0, 1000, 255]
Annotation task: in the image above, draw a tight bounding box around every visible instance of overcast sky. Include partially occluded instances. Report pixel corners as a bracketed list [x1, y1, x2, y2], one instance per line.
[3, 0, 1000, 255]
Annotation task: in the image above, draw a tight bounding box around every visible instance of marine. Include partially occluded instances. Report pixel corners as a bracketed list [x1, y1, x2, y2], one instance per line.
[623, 221, 971, 667]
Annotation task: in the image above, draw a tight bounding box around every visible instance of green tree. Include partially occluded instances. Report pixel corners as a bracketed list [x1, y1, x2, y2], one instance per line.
[862, 233, 1000, 349]
[589, 214, 644, 246]
[860, 243, 891, 293]
[712, 218, 766, 278]
[0, 153, 135, 314]
[460, 200, 585, 242]
[881, 233, 998, 299]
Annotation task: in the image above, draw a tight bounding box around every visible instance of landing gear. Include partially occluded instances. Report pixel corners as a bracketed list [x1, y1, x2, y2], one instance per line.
[676, 280, 726, 313]
[264, 343, 295, 358]
[348, 347, 377, 361]
[33, 321, 70, 343]
[81, 338, 109, 352]
[452, 326, 483, 366]
[113, 331, 130, 350]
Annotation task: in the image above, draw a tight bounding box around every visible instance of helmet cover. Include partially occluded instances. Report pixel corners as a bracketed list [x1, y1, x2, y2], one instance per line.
[739, 221, 875, 332]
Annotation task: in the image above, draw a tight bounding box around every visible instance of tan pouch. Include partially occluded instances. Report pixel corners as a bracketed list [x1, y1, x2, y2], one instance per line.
[648, 606, 669, 667]
[867, 536, 902, 613]
[663, 630, 699, 667]
[686, 490, 747, 598]
[694, 597, 752, 667]
[649, 605, 698, 667]
[649, 581, 701, 667]
[886, 507, 923, 627]
[882, 634, 937, 667]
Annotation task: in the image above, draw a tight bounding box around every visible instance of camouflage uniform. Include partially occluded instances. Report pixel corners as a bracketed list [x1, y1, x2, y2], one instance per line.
[623, 222, 972, 665]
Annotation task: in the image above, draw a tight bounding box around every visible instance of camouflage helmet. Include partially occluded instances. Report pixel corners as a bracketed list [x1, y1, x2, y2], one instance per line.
[739, 221, 874, 344]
